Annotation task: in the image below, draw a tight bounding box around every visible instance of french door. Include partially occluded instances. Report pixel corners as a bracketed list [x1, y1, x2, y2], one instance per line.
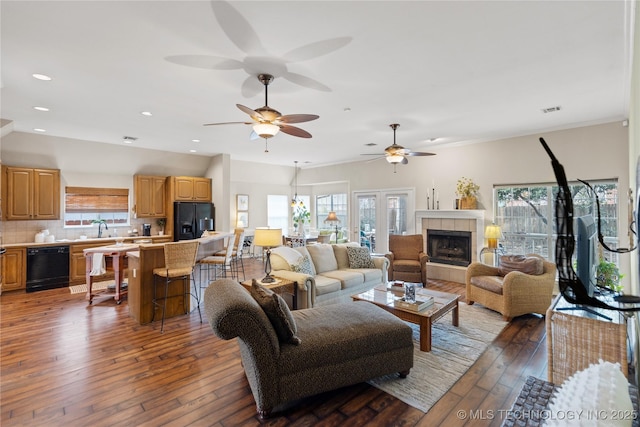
[352, 189, 415, 254]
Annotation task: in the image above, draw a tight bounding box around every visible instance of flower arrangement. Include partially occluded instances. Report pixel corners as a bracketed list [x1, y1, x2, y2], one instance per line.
[456, 177, 480, 198]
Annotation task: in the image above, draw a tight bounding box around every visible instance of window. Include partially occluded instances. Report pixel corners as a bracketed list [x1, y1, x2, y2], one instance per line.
[267, 195, 289, 231]
[64, 187, 129, 227]
[494, 180, 619, 264]
[316, 193, 347, 229]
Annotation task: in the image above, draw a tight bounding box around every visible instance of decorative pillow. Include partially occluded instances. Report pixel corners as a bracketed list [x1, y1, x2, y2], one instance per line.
[346, 246, 376, 269]
[291, 254, 315, 275]
[306, 243, 338, 273]
[271, 246, 303, 271]
[499, 255, 544, 276]
[546, 360, 633, 427]
[250, 279, 301, 345]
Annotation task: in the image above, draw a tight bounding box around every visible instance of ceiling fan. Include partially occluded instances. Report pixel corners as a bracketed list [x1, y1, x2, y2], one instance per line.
[362, 124, 435, 171]
[204, 73, 319, 148]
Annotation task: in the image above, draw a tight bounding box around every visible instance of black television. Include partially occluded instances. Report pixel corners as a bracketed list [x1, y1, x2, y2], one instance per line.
[575, 215, 598, 297]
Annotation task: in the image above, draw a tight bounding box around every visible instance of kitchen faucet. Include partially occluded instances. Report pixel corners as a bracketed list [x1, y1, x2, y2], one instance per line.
[98, 221, 108, 238]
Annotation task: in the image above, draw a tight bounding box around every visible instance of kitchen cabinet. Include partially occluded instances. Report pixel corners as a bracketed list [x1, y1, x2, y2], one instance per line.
[2, 166, 60, 220]
[1, 247, 26, 292]
[170, 176, 211, 202]
[134, 175, 166, 218]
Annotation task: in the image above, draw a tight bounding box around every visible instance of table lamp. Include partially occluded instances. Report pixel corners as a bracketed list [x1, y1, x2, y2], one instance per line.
[485, 223, 502, 249]
[253, 228, 282, 283]
[324, 211, 340, 237]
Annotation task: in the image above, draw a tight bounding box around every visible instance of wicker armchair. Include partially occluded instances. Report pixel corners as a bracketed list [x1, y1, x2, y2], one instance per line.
[465, 254, 556, 321]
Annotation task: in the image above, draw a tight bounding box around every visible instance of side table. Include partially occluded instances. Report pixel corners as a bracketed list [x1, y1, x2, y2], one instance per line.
[241, 278, 298, 310]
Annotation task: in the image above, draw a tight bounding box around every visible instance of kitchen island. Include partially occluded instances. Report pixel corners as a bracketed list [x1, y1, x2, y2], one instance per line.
[126, 232, 232, 324]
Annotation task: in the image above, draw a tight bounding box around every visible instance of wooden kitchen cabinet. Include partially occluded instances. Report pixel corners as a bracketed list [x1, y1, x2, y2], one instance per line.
[134, 175, 166, 218]
[1, 247, 26, 292]
[171, 176, 211, 202]
[2, 166, 60, 220]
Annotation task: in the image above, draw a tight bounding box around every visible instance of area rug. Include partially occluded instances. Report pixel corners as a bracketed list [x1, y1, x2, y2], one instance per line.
[68, 280, 113, 294]
[368, 302, 508, 413]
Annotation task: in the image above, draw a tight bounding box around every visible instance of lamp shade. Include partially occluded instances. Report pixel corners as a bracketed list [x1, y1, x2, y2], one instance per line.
[253, 228, 282, 248]
[485, 223, 502, 249]
[253, 123, 280, 139]
[324, 211, 339, 223]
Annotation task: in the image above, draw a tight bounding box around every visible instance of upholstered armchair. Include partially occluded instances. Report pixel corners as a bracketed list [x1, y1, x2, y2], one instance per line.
[385, 234, 428, 285]
[466, 254, 556, 321]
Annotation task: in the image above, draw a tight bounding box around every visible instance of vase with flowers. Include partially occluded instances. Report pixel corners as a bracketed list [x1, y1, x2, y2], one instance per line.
[292, 203, 311, 235]
[456, 177, 480, 209]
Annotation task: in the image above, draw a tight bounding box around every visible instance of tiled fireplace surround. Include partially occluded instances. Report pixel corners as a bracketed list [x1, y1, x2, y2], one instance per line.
[415, 210, 485, 284]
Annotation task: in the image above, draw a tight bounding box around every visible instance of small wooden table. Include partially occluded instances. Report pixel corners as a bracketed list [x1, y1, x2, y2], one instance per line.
[352, 284, 460, 351]
[84, 244, 137, 304]
[241, 278, 298, 310]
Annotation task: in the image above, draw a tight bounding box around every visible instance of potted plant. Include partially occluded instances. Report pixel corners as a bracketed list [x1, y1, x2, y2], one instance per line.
[456, 177, 480, 209]
[292, 203, 311, 235]
[156, 218, 166, 235]
[596, 259, 624, 292]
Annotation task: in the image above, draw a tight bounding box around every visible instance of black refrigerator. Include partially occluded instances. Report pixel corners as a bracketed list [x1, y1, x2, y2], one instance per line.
[174, 202, 215, 241]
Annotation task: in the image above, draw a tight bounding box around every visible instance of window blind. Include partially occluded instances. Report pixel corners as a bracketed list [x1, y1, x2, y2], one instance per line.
[65, 187, 129, 213]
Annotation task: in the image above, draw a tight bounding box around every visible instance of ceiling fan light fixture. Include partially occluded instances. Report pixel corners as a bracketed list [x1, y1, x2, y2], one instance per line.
[253, 123, 279, 138]
[386, 154, 404, 164]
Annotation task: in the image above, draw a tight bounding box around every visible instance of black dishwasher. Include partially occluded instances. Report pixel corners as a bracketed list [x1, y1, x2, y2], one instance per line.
[26, 246, 70, 292]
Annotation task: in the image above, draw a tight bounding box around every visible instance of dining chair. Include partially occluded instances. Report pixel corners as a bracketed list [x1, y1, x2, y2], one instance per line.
[151, 240, 200, 333]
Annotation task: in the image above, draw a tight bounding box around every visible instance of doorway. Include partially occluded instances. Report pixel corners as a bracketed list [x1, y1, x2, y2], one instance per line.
[353, 189, 415, 254]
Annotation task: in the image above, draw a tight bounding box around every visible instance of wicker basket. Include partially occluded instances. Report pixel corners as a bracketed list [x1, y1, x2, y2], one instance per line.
[459, 196, 477, 209]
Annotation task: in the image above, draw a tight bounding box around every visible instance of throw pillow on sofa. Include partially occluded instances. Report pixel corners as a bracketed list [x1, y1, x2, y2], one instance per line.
[346, 246, 375, 269]
[250, 279, 301, 345]
[291, 254, 315, 275]
[499, 255, 544, 276]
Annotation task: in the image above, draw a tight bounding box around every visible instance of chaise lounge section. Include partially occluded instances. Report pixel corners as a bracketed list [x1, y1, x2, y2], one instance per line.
[204, 278, 414, 418]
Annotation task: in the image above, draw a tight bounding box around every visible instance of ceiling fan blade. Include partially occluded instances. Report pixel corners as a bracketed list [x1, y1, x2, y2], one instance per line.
[282, 37, 352, 62]
[282, 72, 331, 92]
[211, 1, 266, 55]
[277, 114, 320, 124]
[203, 121, 252, 126]
[236, 104, 263, 121]
[406, 151, 436, 156]
[401, 157, 409, 165]
[164, 55, 243, 70]
[279, 124, 312, 138]
[360, 153, 384, 156]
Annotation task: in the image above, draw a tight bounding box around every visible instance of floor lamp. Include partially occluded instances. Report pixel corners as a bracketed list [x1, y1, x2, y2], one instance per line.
[253, 228, 282, 283]
[324, 212, 340, 240]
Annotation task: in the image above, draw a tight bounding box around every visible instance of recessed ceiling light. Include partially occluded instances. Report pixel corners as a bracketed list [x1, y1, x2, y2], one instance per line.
[33, 106, 50, 112]
[123, 136, 137, 144]
[428, 138, 438, 142]
[140, 111, 152, 117]
[32, 73, 52, 81]
[191, 139, 200, 143]
[189, 149, 197, 153]
[34, 128, 46, 132]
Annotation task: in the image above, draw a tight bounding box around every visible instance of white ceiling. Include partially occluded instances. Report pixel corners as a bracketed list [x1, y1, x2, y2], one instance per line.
[0, 1, 633, 168]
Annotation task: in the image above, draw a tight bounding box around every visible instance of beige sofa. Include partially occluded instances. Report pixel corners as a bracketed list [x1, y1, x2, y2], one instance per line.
[270, 243, 389, 308]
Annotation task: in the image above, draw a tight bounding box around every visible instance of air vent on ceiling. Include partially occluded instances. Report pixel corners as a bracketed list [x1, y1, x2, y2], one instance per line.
[123, 136, 138, 143]
[365, 142, 377, 146]
[541, 106, 562, 114]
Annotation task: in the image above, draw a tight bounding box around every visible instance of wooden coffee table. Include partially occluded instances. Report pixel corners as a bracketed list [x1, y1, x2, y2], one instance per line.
[351, 284, 460, 352]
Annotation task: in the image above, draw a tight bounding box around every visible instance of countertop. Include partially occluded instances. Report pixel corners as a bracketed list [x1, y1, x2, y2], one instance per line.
[2, 235, 172, 249]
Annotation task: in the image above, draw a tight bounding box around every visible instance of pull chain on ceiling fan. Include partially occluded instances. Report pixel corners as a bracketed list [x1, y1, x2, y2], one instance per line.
[204, 73, 319, 142]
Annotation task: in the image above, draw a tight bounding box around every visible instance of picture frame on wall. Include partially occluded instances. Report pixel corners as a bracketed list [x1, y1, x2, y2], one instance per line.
[237, 211, 249, 228]
[237, 194, 249, 211]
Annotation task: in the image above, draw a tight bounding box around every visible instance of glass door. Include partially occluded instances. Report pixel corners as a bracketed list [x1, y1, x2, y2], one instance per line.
[353, 189, 415, 254]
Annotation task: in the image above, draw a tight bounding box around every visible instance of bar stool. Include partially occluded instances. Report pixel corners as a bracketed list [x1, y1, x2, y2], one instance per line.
[199, 233, 236, 283]
[214, 229, 246, 281]
[152, 240, 200, 333]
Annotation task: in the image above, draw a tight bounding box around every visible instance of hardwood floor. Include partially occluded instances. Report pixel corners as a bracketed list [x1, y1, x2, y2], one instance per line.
[1, 256, 547, 426]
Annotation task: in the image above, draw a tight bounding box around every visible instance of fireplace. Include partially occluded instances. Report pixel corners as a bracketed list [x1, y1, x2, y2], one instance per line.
[427, 229, 472, 266]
